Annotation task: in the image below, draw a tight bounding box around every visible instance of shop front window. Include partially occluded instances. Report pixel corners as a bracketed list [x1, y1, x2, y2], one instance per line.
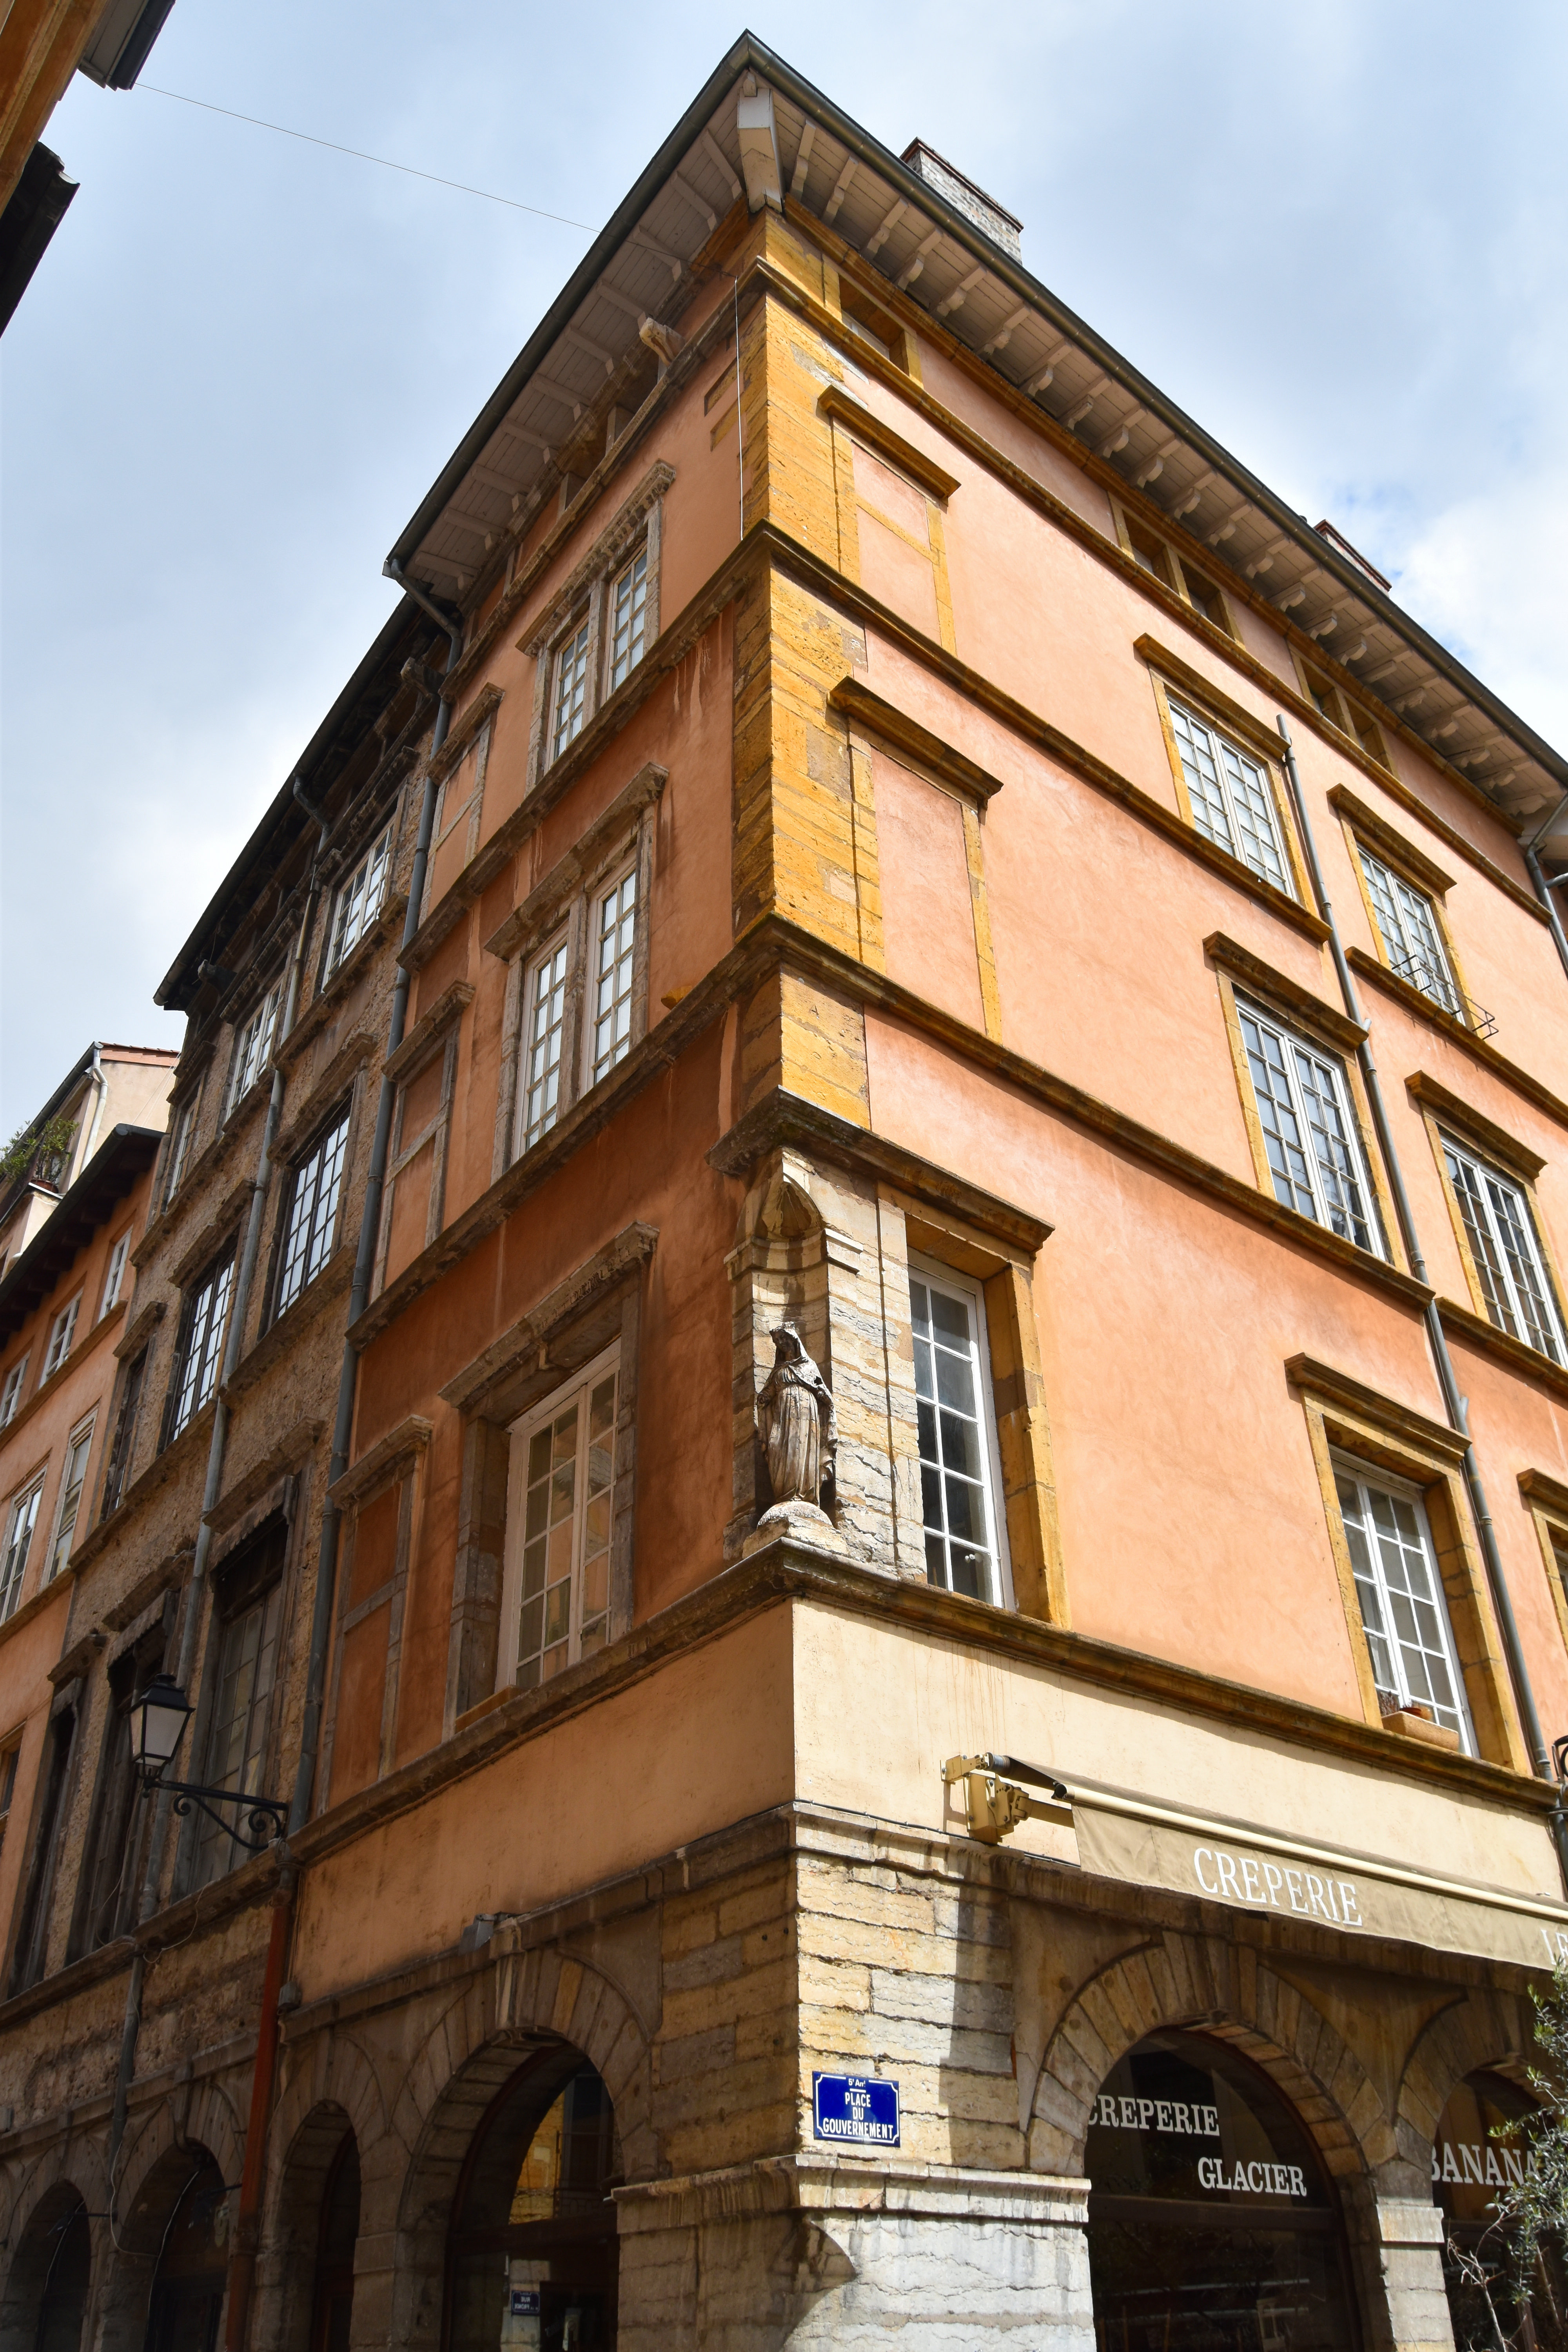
[1086, 2029, 1359, 2348]
[448, 2052, 617, 2352]
[1434, 2068, 1561, 2348]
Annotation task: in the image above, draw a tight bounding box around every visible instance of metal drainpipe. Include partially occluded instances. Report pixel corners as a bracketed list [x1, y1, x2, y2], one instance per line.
[289, 580, 463, 1832]
[1521, 791, 1568, 987]
[104, 802, 327, 2201]
[1273, 721, 1561, 1842]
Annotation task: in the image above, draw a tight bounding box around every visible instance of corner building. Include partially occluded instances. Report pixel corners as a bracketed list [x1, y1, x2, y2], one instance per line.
[5, 36, 1568, 2352]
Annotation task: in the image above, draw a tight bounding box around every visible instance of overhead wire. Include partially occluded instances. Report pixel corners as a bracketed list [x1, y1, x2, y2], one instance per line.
[137, 85, 594, 229]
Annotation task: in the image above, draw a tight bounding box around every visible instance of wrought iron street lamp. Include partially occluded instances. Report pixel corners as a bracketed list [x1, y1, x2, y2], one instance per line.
[130, 1673, 287, 1850]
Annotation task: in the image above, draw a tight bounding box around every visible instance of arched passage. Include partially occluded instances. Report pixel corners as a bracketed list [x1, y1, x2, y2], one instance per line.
[141, 2151, 229, 2352]
[0, 2183, 91, 2352]
[446, 2046, 619, 2352]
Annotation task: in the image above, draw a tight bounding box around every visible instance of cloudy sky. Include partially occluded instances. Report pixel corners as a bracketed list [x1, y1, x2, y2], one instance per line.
[2, 0, 1564, 1132]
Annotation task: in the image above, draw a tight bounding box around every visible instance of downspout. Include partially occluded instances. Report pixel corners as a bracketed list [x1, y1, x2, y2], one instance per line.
[289, 572, 463, 1833]
[1274, 721, 1560, 1842]
[78, 1042, 107, 1172]
[1521, 792, 1568, 987]
[105, 801, 327, 2204]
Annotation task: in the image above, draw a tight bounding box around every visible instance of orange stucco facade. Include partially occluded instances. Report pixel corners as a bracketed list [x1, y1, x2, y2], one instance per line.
[3, 38, 1568, 2352]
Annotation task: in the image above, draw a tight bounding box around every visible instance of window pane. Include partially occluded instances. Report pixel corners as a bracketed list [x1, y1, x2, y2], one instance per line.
[1337, 1468, 1470, 1746]
[276, 1109, 350, 1318]
[1238, 1010, 1316, 1217]
[0, 1484, 42, 1621]
[1169, 703, 1235, 858]
[330, 828, 391, 973]
[1169, 699, 1290, 892]
[1483, 1168, 1563, 1362]
[1360, 847, 1461, 1016]
[47, 1423, 94, 1581]
[169, 1259, 233, 1441]
[608, 547, 649, 690]
[912, 1274, 1001, 1604]
[1290, 1044, 1373, 1250]
[521, 940, 569, 1148]
[512, 1365, 619, 1689]
[1220, 740, 1289, 892]
[1444, 1140, 1564, 1361]
[551, 621, 591, 760]
[195, 1586, 283, 1884]
[590, 872, 638, 1083]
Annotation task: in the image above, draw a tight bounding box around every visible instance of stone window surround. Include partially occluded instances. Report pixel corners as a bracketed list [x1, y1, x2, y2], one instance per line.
[261, 1043, 375, 1331]
[1142, 651, 1313, 909]
[1286, 1353, 1529, 1773]
[1406, 1072, 1568, 1364]
[439, 1221, 656, 1738]
[712, 1107, 1063, 1622]
[371, 981, 475, 1298]
[1521, 1468, 1568, 1667]
[520, 462, 673, 795]
[429, 687, 502, 879]
[317, 1415, 434, 1808]
[485, 763, 666, 1185]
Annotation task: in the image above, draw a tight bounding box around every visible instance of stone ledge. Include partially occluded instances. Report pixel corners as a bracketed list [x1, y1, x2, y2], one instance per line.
[613, 2151, 1091, 2230]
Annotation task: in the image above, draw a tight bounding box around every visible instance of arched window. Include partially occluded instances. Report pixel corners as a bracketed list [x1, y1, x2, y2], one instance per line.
[1085, 2028, 1360, 2347]
[1434, 2067, 1562, 2346]
[143, 2155, 229, 2352]
[2, 2188, 91, 2352]
[308, 2133, 360, 2352]
[447, 2051, 618, 2352]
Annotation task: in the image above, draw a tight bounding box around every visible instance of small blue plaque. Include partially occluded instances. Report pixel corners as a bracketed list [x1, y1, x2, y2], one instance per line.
[812, 2071, 900, 2146]
[509, 2289, 541, 2317]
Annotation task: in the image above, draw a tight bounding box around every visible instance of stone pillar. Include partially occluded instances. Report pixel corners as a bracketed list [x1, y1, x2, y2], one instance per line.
[615, 2153, 1094, 2350]
[1346, 2195, 1455, 2352]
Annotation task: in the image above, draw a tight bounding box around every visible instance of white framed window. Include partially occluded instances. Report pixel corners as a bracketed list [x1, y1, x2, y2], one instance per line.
[500, 1347, 619, 1692]
[1332, 1454, 1474, 1750]
[165, 1255, 234, 1445]
[1442, 1137, 1566, 1364]
[607, 545, 649, 690]
[163, 1084, 201, 1206]
[41, 1293, 82, 1382]
[274, 1105, 350, 1319]
[1168, 698, 1294, 896]
[909, 1256, 1012, 1608]
[550, 618, 592, 762]
[519, 934, 570, 1152]
[1236, 1000, 1379, 1252]
[327, 822, 393, 977]
[226, 981, 283, 1116]
[0, 1479, 43, 1622]
[0, 1356, 28, 1428]
[589, 869, 638, 1084]
[99, 1230, 131, 1320]
[1356, 846, 1462, 1018]
[46, 1416, 95, 1582]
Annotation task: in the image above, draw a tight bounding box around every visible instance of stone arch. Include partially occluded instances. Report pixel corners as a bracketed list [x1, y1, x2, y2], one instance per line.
[378, 1935, 655, 2352]
[0, 2179, 94, 2352]
[113, 2081, 242, 2249]
[100, 2135, 231, 2352]
[1028, 1929, 1390, 2185]
[256, 2101, 361, 2352]
[1396, 1984, 1536, 2188]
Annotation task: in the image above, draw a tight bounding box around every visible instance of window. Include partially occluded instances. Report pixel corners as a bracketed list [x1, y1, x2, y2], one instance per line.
[519, 935, 570, 1151]
[275, 1106, 350, 1319]
[910, 1259, 1011, 1606]
[1117, 507, 1231, 634]
[226, 981, 282, 1116]
[1356, 845, 1463, 1018]
[193, 1581, 283, 1886]
[0, 1355, 27, 1427]
[607, 547, 649, 690]
[71, 1630, 163, 1953]
[41, 1293, 81, 1381]
[163, 1084, 201, 1206]
[1333, 1457, 1474, 1750]
[1442, 1138, 1566, 1363]
[1300, 662, 1387, 765]
[1237, 1000, 1378, 1252]
[100, 1350, 146, 1519]
[589, 869, 638, 1083]
[1167, 699, 1294, 895]
[501, 1352, 618, 1691]
[327, 823, 392, 977]
[0, 1480, 43, 1621]
[46, 1417, 94, 1581]
[0, 1744, 17, 1849]
[99, 1230, 131, 1319]
[164, 1254, 234, 1444]
[550, 618, 591, 762]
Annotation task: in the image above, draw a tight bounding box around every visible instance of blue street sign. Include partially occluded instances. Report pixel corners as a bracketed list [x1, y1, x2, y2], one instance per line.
[812, 2071, 900, 2146]
[510, 2289, 541, 2316]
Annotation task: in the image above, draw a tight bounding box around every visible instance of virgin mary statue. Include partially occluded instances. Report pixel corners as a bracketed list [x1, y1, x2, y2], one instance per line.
[747, 1323, 844, 1551]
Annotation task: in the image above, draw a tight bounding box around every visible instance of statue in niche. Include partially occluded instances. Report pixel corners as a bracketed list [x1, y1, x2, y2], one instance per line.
[746, 1323, 845, 1553]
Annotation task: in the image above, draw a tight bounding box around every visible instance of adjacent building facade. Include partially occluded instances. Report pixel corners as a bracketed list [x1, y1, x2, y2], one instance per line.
[3, 35, 1568, 2352]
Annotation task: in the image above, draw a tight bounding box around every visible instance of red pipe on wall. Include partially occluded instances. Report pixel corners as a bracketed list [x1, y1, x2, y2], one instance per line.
[224, 1862, 296, 2352]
